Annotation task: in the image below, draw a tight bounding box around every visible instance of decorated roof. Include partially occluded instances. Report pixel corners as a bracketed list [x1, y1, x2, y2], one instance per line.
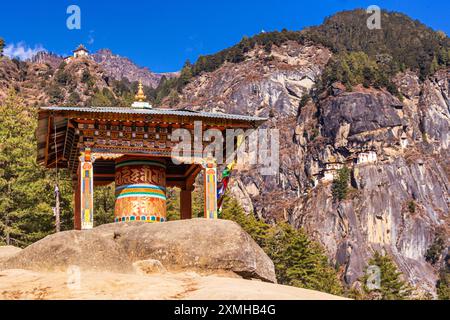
[36, 105, 267, 174]
[73, 44, 89, 53]
[39, 106, 267, 122]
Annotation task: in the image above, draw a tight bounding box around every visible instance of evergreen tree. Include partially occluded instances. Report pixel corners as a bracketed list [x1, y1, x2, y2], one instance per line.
[93, 184, 115, 226]
[166, 187, 180, 221]
[437, 254, 450, 300]
[430, 56, 439, 75]
[192, 184, 204, 218]
[332, 166, 350, 201]
[0, 90, 73, 247]
[220, 195, 343, 295]
[362, 251, 412, 300]
[425, 230, 446, 265]
[177, 60, 193, 92]
[165, 185, 203, 220]
[266, 223, 343, 295]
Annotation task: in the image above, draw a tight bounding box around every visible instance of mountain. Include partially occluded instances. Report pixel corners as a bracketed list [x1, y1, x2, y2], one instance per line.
[0, 52, 162, 107]
[161, 10, 449, 296]
[92, 49, 178, 88]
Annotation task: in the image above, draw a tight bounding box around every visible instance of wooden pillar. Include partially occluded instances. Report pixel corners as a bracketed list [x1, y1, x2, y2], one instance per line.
[74, 175, 81, 230]
[75, 148, 95, 230]
[180, 186, 194, 220]
[202, 157, 218, 219]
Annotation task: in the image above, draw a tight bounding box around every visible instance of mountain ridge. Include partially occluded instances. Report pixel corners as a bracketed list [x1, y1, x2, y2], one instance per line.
[28, 48, 177, 89]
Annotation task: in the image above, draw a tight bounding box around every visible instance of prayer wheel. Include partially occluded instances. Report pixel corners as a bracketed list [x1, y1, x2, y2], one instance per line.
[114, 157, 167, 222]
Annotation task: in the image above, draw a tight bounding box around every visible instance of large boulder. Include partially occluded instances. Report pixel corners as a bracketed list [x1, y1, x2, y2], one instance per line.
[0, 246, 22, 262]
[0, 230, 132, 273]
[0, 219, 276, 283]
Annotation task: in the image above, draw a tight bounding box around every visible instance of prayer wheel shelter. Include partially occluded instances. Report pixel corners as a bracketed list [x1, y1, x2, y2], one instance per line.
[36, 92, 266, 230]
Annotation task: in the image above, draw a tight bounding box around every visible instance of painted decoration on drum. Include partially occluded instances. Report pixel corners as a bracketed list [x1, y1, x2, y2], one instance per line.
[114, 159, 167, 222]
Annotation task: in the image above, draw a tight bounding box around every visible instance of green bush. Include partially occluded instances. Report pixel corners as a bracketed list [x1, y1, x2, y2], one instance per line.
[407, 200, 416, 214]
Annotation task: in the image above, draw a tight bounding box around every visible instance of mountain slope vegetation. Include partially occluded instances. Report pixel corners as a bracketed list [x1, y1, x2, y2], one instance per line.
[153, 9, 449, 104]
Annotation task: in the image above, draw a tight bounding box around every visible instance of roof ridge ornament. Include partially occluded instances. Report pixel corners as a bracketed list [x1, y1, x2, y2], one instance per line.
[132, 80, 152, 109]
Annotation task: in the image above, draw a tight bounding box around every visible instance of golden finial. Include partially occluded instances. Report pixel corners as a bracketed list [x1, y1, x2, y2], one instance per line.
[134, 80, 147, 102]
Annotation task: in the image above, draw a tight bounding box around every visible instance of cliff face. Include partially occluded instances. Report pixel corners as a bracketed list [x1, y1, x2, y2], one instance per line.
[172, 41, 449, 294]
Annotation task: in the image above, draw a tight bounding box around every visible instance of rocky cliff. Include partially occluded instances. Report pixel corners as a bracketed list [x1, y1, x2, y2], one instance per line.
[93, 49, 177, 88]
[170, 40, 449, 295]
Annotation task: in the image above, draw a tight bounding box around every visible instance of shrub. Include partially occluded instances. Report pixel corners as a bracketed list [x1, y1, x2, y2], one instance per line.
[407, 200, 416, 213]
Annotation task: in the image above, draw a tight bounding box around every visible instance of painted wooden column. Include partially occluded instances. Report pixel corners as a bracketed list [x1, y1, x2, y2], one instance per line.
[180, 185, 194, 220]
[76, 148, 95, 230]
[202, 157, 218, 219]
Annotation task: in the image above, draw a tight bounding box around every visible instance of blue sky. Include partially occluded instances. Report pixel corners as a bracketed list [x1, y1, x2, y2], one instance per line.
[1, 0, 448, 72]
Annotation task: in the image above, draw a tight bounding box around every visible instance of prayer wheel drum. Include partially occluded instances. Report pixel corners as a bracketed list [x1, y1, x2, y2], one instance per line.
[114, 157, 167, 222]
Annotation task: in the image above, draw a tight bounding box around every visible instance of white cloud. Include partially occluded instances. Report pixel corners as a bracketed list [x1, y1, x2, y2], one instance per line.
[87, 30, 95, 45]
[4, 42, 46, 60]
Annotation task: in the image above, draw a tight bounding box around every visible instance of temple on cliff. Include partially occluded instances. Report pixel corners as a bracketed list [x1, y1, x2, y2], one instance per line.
[36, 82, 266, 230]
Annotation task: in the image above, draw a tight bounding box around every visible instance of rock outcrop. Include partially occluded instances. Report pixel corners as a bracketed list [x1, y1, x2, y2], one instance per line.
[93, 49, 176, 88]
[0, 269, 346, 300]
[1, 219, 276, 283]
[0, 246, 22, 262]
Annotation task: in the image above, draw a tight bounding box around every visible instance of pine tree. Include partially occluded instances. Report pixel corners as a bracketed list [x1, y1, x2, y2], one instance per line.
[362, 251, 413, 300]
[332, 166, 350, 201]
[266, 223, 343, 295]
[437, 261, 450, 300]
[435, 253, 450, 300]
[425, 230, 446, 265]
[220, 195, 343, 295]
[93, 184, 115, 226]
[0, 90, 73, 247]
[220, 195, 270, 247]
[430, 55, 439, 74]
[166, 187, 180, 221]
[192, 184, 204, 218]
